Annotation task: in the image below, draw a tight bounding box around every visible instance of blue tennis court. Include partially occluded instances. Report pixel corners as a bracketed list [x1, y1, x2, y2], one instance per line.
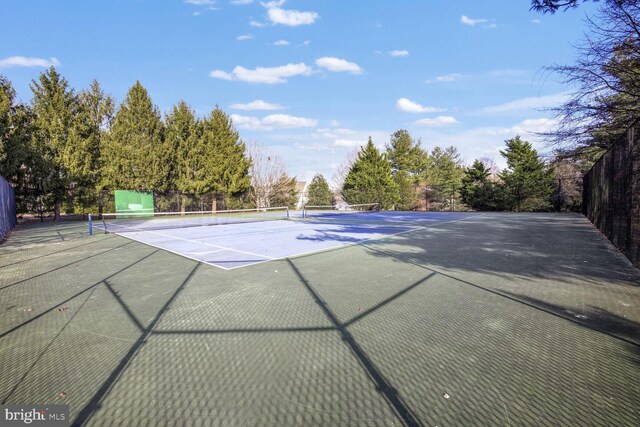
[93, 211, 479, 269]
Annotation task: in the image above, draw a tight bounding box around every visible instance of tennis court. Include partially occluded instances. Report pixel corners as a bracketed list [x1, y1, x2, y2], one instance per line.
[91, 207, 434, 269]
[1, 212, 639, 426]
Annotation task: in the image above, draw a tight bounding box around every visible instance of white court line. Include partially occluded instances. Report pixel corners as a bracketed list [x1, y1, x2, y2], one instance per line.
[104, 212, 491, 271]
[220, 213, 492, 270]
[197, 220, 410, 243]
[100, 231, 237, 270]
[105, 223, 276, 262]
[222, 225, 422, 270]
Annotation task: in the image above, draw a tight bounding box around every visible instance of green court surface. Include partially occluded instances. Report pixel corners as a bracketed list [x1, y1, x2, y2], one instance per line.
[1, 213, 639, 426]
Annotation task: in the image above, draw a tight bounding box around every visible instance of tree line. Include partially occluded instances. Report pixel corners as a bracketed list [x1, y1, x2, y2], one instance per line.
[0, 68, 573, 219]
[307, 131, 557, 212]
[0, 68, 302, 219]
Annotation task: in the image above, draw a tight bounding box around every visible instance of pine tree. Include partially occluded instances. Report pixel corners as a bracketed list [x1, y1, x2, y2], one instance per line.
[499, 136, 554, 211]
[165, 101, 203, 211]
[342, 137, 398, 209]
[68, 81, 114, 215]
[0, 76, 37, 213]
[460, 160, 498, 210]
[387, 129, 428, 175]
[200, 106, 251, 208]
[270, 173, 298, 208]
[386, 129, 427, 210]
[30, 67, 77, 219]
[0, 76, 22, 179]
[428, 146, 465, 210]
[101, 81, 167, 192]
[306, 173, 334, 206]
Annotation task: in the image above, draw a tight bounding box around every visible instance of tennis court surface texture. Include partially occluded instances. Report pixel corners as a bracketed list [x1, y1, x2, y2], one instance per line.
[1, 212, 639, 426]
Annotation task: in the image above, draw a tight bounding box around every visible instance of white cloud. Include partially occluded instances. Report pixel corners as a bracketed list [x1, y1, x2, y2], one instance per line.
[334, 139, 365, 147]
[231, 113, 317, 130]
[231, 0, 253, 4]
[273, 40, 290, 46]
[531, 19, 541, 24]
[415, 116, 459, 127]
[185, 0, 216, 4]
[193, 11, 201, 16]
[267, 7, 318, 26]
[477, 93, 569, 115]
[461, 15, 488, 26]
[509, 117, 558, 135]
[250, 19, 268, 27]
[312, 127, 357, 140]
[230, 99, 285, 110]
[425, 73, 466, 84]
[236, 34, 253, 41]
[426, 69, 525, 85]
[0, 56, 60, 68]
[396, 98, 445, 114]
[389, 50, 409, 57]
[263, 114, 317, 128]
[209, 62, 312, 84]
[315, 57, 363, 74]
[310, 128, 388, 150]
[261, 0, 285, 7]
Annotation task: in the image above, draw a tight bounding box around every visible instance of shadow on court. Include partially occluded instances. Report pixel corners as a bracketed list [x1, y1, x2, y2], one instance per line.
[0, 213, 639, 426]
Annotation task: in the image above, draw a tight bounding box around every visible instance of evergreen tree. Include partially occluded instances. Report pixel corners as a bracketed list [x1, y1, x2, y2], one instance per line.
[0, 76, 38, 213]
[386, 129, 428, 175]
[428, 146, 465, 210]
[270, 173, 298, 208]
[306, 173, 334, 206]
[68, 81, 114, 214]
[201, 106, 251, 207]
[386, 129, 427, 210]
[30, 67, 77, 219]
[499, 136, 554, 211]
[0, 76, 23, 179]
[101, 81, 167, 192]
[342, 138, 399, 209]
[165, 101, 203, 210]
[460, 160, 499, 210]
[394, 170, 420, 210]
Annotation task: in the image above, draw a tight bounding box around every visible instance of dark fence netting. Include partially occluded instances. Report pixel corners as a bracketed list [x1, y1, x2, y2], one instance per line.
[0, 175, 17, 241]
[583, 125, 640, 268]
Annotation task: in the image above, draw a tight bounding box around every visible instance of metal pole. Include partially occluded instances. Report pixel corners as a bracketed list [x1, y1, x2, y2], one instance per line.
[88, 213, 93, 236]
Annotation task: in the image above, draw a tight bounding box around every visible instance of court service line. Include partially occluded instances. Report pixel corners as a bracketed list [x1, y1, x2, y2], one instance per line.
[106, 224, 277, 261]
[197, 221, 411, 243]
[101, 232, 256, 271]
[220, 213, 491, 270]
[222, 225, 422, 270]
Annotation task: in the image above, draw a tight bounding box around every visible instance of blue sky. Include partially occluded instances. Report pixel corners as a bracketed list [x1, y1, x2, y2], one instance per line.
[1, 0, 596, 184]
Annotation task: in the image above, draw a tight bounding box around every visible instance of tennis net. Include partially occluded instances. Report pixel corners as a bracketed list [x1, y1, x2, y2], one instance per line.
[302, 203, 379, 219]
[92, 206, 290, 234]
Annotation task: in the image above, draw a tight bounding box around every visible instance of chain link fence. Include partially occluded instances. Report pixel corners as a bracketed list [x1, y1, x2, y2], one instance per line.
[0, 175, 16, 240]
[583, 125, 640, 268]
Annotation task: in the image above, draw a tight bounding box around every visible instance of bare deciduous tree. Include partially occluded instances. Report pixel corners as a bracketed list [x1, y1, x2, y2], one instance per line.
[331, 148, 359, 192]
[478, 157, 501, 180]
[543, 2, 640, 152]
[246, 142, 290, 208]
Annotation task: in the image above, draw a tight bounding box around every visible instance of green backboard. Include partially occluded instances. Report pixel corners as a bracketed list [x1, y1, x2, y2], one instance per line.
[114, 190, 154, 216]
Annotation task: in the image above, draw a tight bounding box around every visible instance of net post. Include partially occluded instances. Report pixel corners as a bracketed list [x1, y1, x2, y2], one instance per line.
[286, 207, 290, 219]
[88, 214, 93, 236]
